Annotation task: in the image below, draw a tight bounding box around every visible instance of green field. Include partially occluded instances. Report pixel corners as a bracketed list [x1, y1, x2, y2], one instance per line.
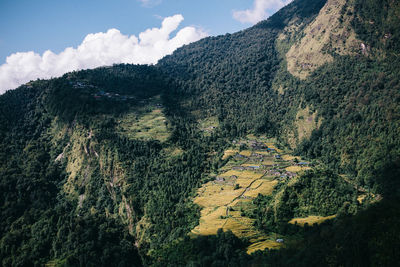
[117, 108, 170, 142]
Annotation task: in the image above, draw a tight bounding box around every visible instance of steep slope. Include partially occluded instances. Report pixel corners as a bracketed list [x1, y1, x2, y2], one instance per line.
[0, 0, 400, 266]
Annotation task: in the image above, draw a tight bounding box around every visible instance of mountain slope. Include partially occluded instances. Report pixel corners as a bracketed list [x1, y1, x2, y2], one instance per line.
[1, 0, 400, 266]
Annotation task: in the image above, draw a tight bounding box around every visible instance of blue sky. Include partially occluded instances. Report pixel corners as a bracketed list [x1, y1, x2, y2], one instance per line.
[0, 0, 292, 92]
[0, 0, 253, 62]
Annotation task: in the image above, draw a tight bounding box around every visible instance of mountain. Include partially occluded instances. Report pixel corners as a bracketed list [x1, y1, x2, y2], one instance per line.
[1, 0, 400, 266]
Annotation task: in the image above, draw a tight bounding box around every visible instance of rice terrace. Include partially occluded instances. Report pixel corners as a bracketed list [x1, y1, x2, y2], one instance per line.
[190, 136, 326, 254]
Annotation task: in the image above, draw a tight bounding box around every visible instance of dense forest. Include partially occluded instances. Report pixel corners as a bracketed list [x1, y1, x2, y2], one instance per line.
[1, 0, 400, 266]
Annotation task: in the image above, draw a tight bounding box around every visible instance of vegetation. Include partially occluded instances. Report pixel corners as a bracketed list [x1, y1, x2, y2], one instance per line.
[1, 0, 400, 265]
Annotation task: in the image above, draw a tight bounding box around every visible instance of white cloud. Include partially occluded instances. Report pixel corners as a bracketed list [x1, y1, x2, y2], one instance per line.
[233, 0, 293, 24]
[0, 14, 207, 94]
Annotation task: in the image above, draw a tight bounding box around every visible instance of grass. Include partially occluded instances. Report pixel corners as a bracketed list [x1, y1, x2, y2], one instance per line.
[285, 165, 312, 172]
[286, 0, 358, 79]
[191, 206, 227, 235]
[198, 116, 219, 136]
[194, 185, 245, 207]
[244, 180, 278, 198]
[263, 143, 283, 153]
[222, 149, 239, 160]
[357, 194, 367, 204]
[117, 109, 170, 142]
[282, 154, 300, 161]
[288, 215, 336, 226]
[255, 151, 271, 155]
[247, 238, 284, 254]
[239, 150, 253, 157]
[220, 170, 263, 179]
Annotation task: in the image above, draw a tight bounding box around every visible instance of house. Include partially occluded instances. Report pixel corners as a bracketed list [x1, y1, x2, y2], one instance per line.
[216, 177, 225, 182]
[232, 166, 245, 171]
[248, 165, 260, 170]
[286, 172, 296, 178]
[298, 162, 309, 166]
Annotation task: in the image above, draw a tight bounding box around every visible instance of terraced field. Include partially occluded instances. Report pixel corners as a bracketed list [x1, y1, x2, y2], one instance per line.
[289, 215, 336, 226]
[191, 137, 314, 254]
[117, 108, 170, 142]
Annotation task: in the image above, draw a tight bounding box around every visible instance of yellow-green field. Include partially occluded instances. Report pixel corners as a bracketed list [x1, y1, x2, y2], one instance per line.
[247, 238, 283, 254]
[285, 165, 311, 172]
[117, 109, 170, 142]
[222, 149, 239, 160]
[263, 143, 283, 153]
[357, 194, 367, 204]
[192, 147, 284, 253]
[244, 180, 278, 198]
[194, 183, 244, 207]
[191, 140, 315, 254]
[288, 215, 336, 226]
[239, 150, 253, 157]
[282, 155, 300, 161]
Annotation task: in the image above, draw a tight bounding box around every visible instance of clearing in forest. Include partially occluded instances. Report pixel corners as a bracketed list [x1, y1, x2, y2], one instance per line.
[117, 108, 170, 142]
[288, 215, 336, 226]
[191, 136, 314, 254]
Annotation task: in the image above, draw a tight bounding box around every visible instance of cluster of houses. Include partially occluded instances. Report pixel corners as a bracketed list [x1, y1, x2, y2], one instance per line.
[93, 91, 135, 101]
[267, 169, 297, 179]
[69, 81, 95, 89]
[248, 140, 268, 150]
[202, 126, 216, 133]
[232, 165, 261, 171]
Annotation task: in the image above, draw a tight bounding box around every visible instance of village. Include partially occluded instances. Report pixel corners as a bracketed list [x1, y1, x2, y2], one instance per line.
[191, 136, 313, 254]
[67, 79, 138, 102]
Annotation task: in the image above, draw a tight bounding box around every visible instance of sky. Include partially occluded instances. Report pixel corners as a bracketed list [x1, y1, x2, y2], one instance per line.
[0, 0, 292, 93]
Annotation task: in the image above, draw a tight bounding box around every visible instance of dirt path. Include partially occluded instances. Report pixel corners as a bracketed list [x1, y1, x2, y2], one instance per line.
[223, 170, 268, 219]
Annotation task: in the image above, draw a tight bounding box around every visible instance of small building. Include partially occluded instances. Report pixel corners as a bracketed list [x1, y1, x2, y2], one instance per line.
[232, 166, 245, 171]
[275, 155, 282, 159]
[216, 177, 225, 182]
[276, 239, 284, 243]
[298, 162, 309, 166]
[248, 165, 260, 170]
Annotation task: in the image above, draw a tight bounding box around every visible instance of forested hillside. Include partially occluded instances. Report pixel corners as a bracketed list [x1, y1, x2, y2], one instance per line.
[1, 0, 399, 266]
